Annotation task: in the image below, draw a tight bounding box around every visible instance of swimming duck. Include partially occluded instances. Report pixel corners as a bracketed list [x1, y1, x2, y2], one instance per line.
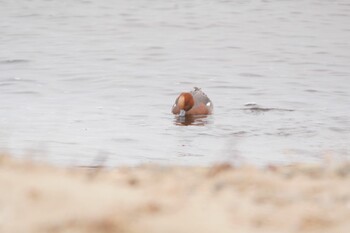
[172, 87, 213, 116]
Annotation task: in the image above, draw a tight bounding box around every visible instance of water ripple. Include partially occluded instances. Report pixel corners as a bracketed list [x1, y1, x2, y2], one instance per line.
[0, 59, 30, 64]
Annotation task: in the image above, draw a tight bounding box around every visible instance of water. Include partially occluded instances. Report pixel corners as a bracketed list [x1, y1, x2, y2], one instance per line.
[0, 0, 349, 166]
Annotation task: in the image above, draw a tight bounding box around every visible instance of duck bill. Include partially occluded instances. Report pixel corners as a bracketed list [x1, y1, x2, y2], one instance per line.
[179, 110, 186, 117]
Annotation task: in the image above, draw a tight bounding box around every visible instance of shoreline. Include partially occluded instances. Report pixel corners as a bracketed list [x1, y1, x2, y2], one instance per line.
[1, 155, 350, 233]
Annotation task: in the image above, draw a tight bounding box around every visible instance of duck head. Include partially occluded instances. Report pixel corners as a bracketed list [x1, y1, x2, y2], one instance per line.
[172, 92, 194, 116]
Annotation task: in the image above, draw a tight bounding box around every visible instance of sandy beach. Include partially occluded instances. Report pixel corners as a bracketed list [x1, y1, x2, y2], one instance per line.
[1, 155, 350, 233]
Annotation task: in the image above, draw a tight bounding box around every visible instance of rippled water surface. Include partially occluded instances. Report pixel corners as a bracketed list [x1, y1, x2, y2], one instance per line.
[1, 0, 349, 166]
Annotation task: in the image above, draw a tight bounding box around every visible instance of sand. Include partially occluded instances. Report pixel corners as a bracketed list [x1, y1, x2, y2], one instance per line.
[0, 156, 350, 233]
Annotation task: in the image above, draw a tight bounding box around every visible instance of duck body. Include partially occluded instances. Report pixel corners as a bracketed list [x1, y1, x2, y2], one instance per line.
[172, 87, 213, 116]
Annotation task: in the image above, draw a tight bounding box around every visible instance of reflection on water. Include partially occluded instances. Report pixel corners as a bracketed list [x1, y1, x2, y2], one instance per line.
[174, 115, 213, 126]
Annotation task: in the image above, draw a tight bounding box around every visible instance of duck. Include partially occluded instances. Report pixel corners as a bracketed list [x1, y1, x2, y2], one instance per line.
[172, 87, 213, 116]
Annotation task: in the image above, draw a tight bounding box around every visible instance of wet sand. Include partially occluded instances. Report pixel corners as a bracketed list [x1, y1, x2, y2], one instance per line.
[1, 156, 350, 233]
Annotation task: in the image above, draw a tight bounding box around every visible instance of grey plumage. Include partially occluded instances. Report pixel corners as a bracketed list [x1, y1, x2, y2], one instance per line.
[190, 87, 213, 109]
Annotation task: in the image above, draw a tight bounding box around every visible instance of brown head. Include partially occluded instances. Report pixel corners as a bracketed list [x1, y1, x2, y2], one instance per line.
[172, 92, 194, 116]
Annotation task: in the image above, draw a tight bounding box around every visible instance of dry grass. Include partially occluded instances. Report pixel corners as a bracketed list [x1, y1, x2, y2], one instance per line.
[0, 156, 350, 233]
